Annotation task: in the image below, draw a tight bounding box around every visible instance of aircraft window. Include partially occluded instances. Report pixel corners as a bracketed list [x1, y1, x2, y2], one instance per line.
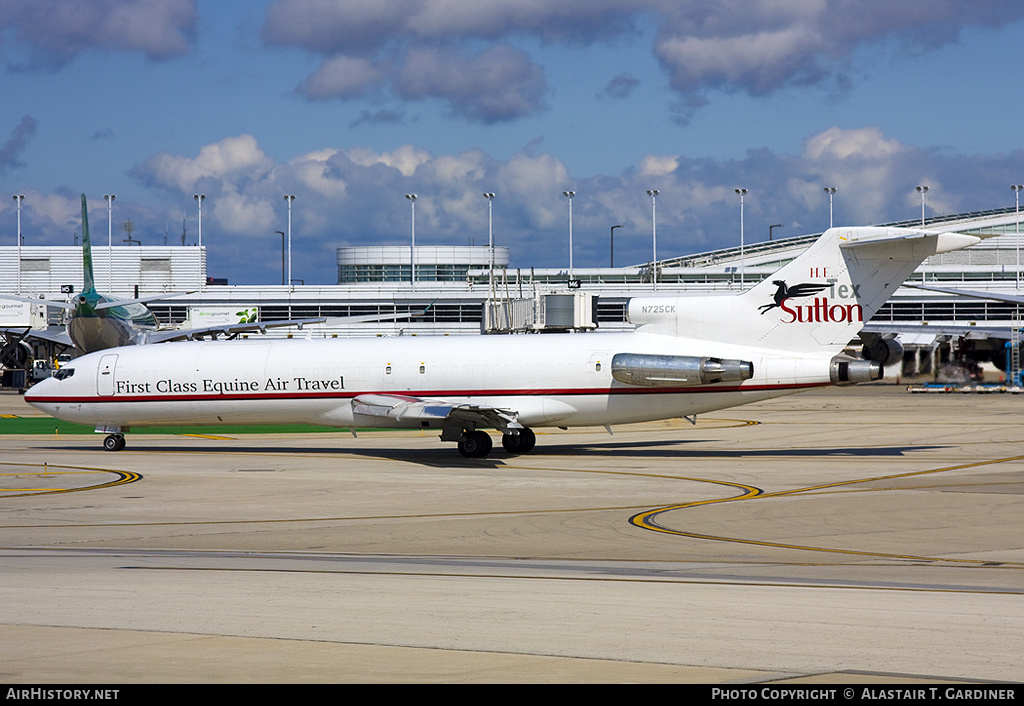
[595, 362, 602, 371]
[385, 365, 392, 374]
[54, 368, 75, 380]
[419, 365, 425, 374]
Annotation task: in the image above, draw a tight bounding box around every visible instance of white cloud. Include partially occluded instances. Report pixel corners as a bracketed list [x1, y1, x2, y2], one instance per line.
[656, 23, 826, 94]
[210, 190, 278, 236]
[133, 135, 274, 192]
[431, 151, 489, 183]
[0, 115, 37, 174]
[113, 128, 1022, 283]
[288, 149, 348, 200]
[395, 44, 547, 123]
[804, 126, 906, 161]
[345, 145, 431, 177]
[298, 56, 387, 100]
[261, 0, 1024, 122]
[495, 152, 571, 229]
[638, 155, 679, 177]
[0, 0, 197, 68]
[18, 190, 79, 230]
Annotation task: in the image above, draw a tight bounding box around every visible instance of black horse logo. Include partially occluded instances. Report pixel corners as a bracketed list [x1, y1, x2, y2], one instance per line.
[758, 280, 829, 315]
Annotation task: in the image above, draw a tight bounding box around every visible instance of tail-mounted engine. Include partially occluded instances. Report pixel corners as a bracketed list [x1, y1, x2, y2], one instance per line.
[830, 356, 882, 385]
[611, 353, 753, 387]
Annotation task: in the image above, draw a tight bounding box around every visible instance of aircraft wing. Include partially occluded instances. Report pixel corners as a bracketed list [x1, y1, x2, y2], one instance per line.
[142, 305, 439, 343]
[352, 393, 524, 434]
[0, 294, 74, 310]
[142, 318, 327, 343]
[861, 323, 1012, 340]
[2, 292, 195, 312]
[0, 326, 74, 347]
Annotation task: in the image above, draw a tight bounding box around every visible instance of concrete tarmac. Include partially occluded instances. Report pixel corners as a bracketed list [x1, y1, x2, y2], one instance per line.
[0, 385, 1022, 683]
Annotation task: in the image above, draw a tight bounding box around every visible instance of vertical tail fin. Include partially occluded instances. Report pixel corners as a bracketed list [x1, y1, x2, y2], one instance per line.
[740, 227, 981, 352]
[630, 227, 982, 353]
[80, 194, 96, 294]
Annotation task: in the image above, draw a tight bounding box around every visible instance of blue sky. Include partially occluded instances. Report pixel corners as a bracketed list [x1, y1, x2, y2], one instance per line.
[2, 1, 1024, 285]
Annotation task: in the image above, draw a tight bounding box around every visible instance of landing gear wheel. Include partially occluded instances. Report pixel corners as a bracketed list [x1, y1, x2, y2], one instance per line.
[103, 434, 126, 452]
[457, 430, 493, 458]
[501, 427, 536, 454]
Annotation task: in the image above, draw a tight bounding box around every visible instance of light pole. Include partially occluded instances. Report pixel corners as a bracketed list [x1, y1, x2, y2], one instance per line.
[646, 189, 659, 290]
[562, 191, 575, 280]
[275, 231, 286, 285]
[194, 194, 205, 290]
[916, 185, 929, 226]
[610, 224, 621, 268]
[735, 188, 747, 287]
[483, 192, 495, 294]
[283, 195, 295, 291]
[193, 194, 205, 249]
[824, 186, 836, 228]
[405, 194, 417, 291]
[12, 194, 24, 294]
[770, 224, 783, 241]
[1013, 185, 1023, 290]
[104, 194, 115, 290]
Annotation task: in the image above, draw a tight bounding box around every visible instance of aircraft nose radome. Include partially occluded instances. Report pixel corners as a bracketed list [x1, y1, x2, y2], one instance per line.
[23, 377, 54, 403]
[23, 382, 41, 402]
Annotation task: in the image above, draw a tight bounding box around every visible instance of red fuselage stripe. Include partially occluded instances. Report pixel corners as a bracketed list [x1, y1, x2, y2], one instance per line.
[29, 382, 830, 405]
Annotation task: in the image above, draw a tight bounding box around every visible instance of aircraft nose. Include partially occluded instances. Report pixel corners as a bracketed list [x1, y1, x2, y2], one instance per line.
[23, 383, 41, 406]
[23, 375, 57, 404]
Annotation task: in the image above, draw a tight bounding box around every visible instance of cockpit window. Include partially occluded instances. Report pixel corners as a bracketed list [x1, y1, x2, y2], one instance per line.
[54, 368, 75, 380]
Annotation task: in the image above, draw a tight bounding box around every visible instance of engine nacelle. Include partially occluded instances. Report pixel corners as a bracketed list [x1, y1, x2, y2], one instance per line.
[861, 336, 903, 366]
[611, 353, 753, 387]
[830, 357, 882, 385]
[0, 338, 32, 369]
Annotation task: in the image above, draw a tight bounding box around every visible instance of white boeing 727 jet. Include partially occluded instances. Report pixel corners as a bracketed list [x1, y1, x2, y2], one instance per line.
[25, 226, 982, 456]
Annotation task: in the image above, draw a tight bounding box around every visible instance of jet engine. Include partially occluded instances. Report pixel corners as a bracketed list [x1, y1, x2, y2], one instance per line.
[0, 335, 32, 369]
[611, 353, 753, 387]
[860, 334, 903, 366]
[830, 356, 882, 385]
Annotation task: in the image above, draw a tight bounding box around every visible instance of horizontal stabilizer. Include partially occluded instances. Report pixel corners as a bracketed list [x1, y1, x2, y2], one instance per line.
[93, 292, 195, 310]
[838, 228, 981, 255]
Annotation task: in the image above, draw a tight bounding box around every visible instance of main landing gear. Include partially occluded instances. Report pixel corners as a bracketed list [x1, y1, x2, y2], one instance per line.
[501, 427, 536, 454]
[103, 433, 126, 452]
[456, 427, 536, 458]
[457, 430, 492, 458]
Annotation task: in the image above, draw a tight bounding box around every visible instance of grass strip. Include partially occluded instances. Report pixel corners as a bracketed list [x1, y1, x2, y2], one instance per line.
[0, 417, 361, 435]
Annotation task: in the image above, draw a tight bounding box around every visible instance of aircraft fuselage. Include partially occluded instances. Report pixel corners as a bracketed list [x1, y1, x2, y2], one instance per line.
[25, 333, 832, 432]
[66, 291, 159, 353]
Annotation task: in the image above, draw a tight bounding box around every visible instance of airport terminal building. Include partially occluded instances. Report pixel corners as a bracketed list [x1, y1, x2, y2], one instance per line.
[3, 207, 1023, 378]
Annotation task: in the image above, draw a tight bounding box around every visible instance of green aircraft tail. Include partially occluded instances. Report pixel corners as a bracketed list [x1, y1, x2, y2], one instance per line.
[80, 194, 96, 294]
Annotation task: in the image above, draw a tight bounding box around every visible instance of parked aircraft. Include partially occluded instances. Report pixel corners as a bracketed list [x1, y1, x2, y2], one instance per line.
[1, 194, 320, 359]
[25, 225, 984, 456]
[861, 282, 1024, 381]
